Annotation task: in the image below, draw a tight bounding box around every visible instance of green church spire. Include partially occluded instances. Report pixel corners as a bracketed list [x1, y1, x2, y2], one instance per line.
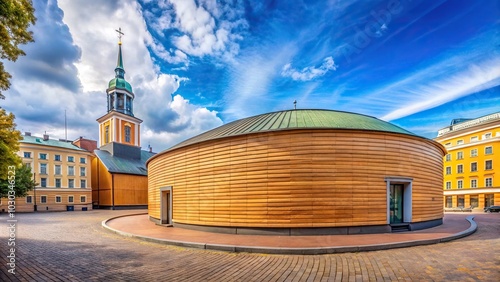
[115, 28, 125, 79]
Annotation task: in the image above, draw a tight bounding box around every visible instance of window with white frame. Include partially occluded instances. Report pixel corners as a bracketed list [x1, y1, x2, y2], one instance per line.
[457, 140, 464, 145]
[55, 165, 61, 175]
[26, 196, 32, 203]
[485, 160, 493, 170]
[80, 167, 86, 176]
[55, 154, 61, 161]
[485, 146, 493, 155]
[484, 133, 492, 139]
[457, 164, 463, 174]
[55, 178, 61, 188]
[55, 196, 62, 203]
[470, 149, 478, 157]
[471, 162, 477, 172]
[40, 163, 47, 174]
[445, 181, 451, 190]
[457, 180, 463, 189]
[24, 152, 31, 158]
[445, 154, 451, 161]
[68, 156, 74, 162]
[470, 136, 478, 142]
[68, 166, 74, 176]
[40, 196, 47, 203]
[68, 196, 74, 203]
[457, 151, 463, 160]
[68, 179, 74, 188]
[80, 179, 86, 188]
[80, 196, 86, 203]
[39, 153, 47, 160]
[446, 167, 451, 175]
[485, 178, 493, 187]
[80, 157, 86, 164]
[41, 178, 47, 187]
[445, 142, 451, 147]
[471, 179, 477, 188]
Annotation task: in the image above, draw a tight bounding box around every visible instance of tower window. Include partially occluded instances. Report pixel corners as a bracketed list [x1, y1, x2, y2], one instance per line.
[125, 126, 131, 143]
[118, 94, 124, 109]
[105, 125, 110, 144]
[109, 94, 115, 110]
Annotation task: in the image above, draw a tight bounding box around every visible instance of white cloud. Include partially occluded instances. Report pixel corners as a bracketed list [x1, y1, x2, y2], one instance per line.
[281, 56, 338, 81]
[146, 0, 247, 61]
[142, 94, 222, 151]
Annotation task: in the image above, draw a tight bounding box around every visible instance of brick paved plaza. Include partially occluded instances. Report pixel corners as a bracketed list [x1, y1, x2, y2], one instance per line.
[1, 210, 498, 281]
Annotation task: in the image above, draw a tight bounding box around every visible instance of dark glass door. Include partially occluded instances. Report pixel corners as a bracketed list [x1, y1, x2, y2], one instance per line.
[390, 184, 404, 224]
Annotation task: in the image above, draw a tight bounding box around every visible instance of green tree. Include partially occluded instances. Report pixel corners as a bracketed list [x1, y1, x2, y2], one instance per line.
[0, 108, 26, 197]
[0, 108, 22, 174]
[0, 164, 36, 198]
[0, 0, 37, 99]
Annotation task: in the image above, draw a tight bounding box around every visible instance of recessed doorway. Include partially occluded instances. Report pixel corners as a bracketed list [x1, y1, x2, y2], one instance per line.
[390, 184, 404, 224]
[385, 177, 413, 225]
[160, 186, 173, 225]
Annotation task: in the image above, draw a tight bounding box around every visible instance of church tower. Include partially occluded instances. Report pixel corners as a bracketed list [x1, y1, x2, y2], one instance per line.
[97, 28, 142, 149]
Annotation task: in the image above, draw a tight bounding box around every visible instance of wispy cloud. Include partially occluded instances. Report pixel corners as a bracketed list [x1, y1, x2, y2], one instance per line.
[281, 57, 338, 81]
[380, 58, 500, 121]
[339, 28, 500, 121]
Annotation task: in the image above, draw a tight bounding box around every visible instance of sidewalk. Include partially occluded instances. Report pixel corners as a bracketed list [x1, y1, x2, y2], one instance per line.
[103, 213, 477, 255]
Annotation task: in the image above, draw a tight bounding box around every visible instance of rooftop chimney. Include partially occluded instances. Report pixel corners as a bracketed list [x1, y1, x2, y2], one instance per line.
[149, 146, 153, 153]
[43, 133, 49, 141]
[25, 132, 31, 136]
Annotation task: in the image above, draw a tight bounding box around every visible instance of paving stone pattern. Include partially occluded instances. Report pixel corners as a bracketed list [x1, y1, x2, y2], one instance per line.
[0, 211, 498, 281]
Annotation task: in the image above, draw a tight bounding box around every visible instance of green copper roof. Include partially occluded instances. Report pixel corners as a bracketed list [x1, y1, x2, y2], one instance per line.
[108, 77, 133, 93]
[21, 136, 87, 152]
[108, 42, 133, 93]
[166, 109, 416, 152]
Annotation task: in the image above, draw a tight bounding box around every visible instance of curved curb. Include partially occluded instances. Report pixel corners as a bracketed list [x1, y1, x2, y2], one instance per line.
[102, 215, 478, 255]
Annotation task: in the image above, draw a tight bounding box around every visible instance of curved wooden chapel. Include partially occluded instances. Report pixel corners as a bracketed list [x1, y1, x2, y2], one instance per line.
[147, 110, 446, 235]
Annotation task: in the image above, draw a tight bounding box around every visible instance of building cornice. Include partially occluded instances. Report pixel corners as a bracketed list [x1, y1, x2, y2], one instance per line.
[443, 187, 499, 196]
[436, 112, 500, 138]
[442, 136, 500, 151]
[96, 110, 142, 124]
[19, 143, 94, 155]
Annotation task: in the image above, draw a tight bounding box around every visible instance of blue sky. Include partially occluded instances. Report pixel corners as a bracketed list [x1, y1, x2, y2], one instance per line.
[2, 0, 499, 151]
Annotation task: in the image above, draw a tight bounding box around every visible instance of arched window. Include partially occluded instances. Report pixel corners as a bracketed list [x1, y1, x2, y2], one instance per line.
[125, 125, 131, 143]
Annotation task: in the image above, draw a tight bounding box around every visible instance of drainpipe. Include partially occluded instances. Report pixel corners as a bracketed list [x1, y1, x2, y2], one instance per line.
[97, 160, 100, 209]
[111, 173, 115, 210]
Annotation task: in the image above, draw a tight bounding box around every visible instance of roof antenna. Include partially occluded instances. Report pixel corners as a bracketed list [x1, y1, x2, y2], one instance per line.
[65, 109, 67, 141]
[293, 100, 297, 110]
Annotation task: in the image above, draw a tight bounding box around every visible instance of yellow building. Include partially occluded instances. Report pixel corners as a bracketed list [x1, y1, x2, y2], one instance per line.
[435, 112, 500, 210]
[92, 34, 154, 209]
[0, 133, 93, 212]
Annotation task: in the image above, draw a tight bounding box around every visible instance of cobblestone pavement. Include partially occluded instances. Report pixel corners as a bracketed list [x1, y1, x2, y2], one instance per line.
[0, 210, 498, 282]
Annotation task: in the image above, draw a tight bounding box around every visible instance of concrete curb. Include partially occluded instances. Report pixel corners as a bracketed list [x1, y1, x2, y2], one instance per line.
[102, 214, 478, 255]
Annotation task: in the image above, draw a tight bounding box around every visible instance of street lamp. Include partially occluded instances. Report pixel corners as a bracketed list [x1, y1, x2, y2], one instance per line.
[33, 172, 37, 212]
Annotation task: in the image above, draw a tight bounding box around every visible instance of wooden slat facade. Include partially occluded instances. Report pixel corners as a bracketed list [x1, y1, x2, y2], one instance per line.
[148, 129, 444, 228]
[92, 157, 148, 207]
